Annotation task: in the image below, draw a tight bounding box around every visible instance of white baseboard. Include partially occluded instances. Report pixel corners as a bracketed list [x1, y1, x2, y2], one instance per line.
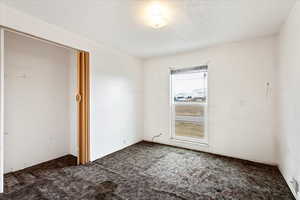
[278, 166, 299, 200]
[144, 139, 277, 166]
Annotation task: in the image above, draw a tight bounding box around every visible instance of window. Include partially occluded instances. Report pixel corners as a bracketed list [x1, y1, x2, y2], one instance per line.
[170, 66, 208, 144]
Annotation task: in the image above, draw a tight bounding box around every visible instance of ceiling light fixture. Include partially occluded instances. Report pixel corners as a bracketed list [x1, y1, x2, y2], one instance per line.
[147, 2, 168, 29]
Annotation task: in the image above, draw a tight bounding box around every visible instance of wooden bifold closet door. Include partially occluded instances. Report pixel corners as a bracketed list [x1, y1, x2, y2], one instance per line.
[77, 51, 90, 165]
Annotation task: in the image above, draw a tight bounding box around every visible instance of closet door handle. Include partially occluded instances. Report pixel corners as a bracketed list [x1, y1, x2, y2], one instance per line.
[76, 94, 82, 102]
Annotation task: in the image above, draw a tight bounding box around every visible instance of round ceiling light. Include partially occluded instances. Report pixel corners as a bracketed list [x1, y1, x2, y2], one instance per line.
[147, 2, 168, 29]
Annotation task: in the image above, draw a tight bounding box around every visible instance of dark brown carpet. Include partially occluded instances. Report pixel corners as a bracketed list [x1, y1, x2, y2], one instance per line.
[0, 141, 295, 200]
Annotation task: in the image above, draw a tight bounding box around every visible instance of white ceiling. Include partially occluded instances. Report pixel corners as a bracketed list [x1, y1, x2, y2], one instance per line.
[0, 0, 296, 58]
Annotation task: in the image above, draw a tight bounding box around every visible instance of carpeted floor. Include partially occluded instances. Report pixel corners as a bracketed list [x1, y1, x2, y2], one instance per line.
[0, 141, 295, 200]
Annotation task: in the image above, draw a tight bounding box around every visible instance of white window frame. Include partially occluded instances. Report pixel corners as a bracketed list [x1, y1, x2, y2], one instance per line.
[169, 66, 209, 145]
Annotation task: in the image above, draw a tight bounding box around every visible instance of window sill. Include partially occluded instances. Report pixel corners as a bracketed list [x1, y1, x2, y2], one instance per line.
[170, 137, 209, 147]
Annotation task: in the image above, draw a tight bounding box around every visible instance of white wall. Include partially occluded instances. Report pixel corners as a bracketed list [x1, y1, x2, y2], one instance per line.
[0, 2, 144, 187]
[277, 1, 300, 199]
[89, 47, 144, 160]
[143, 36, 277, 165]
[4, 31, 77, 173]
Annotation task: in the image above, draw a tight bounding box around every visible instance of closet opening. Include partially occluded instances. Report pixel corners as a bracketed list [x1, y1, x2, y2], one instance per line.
[1, 29, 90, 187]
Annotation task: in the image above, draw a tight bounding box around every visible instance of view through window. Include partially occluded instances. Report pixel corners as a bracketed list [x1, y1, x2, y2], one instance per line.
[171, 66, 208, 142]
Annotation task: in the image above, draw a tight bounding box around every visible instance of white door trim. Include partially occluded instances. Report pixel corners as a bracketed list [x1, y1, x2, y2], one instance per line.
[0, 28, 5, 193]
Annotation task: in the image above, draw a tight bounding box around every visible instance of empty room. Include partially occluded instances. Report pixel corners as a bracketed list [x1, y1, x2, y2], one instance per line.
[0, 0, 299, 199]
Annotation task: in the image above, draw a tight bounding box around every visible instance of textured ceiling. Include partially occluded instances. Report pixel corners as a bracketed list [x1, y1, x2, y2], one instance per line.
[0, 0, 296, 58]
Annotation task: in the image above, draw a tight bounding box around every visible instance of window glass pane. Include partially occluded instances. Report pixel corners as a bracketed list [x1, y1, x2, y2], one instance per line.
[175, 121, 204, 139]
